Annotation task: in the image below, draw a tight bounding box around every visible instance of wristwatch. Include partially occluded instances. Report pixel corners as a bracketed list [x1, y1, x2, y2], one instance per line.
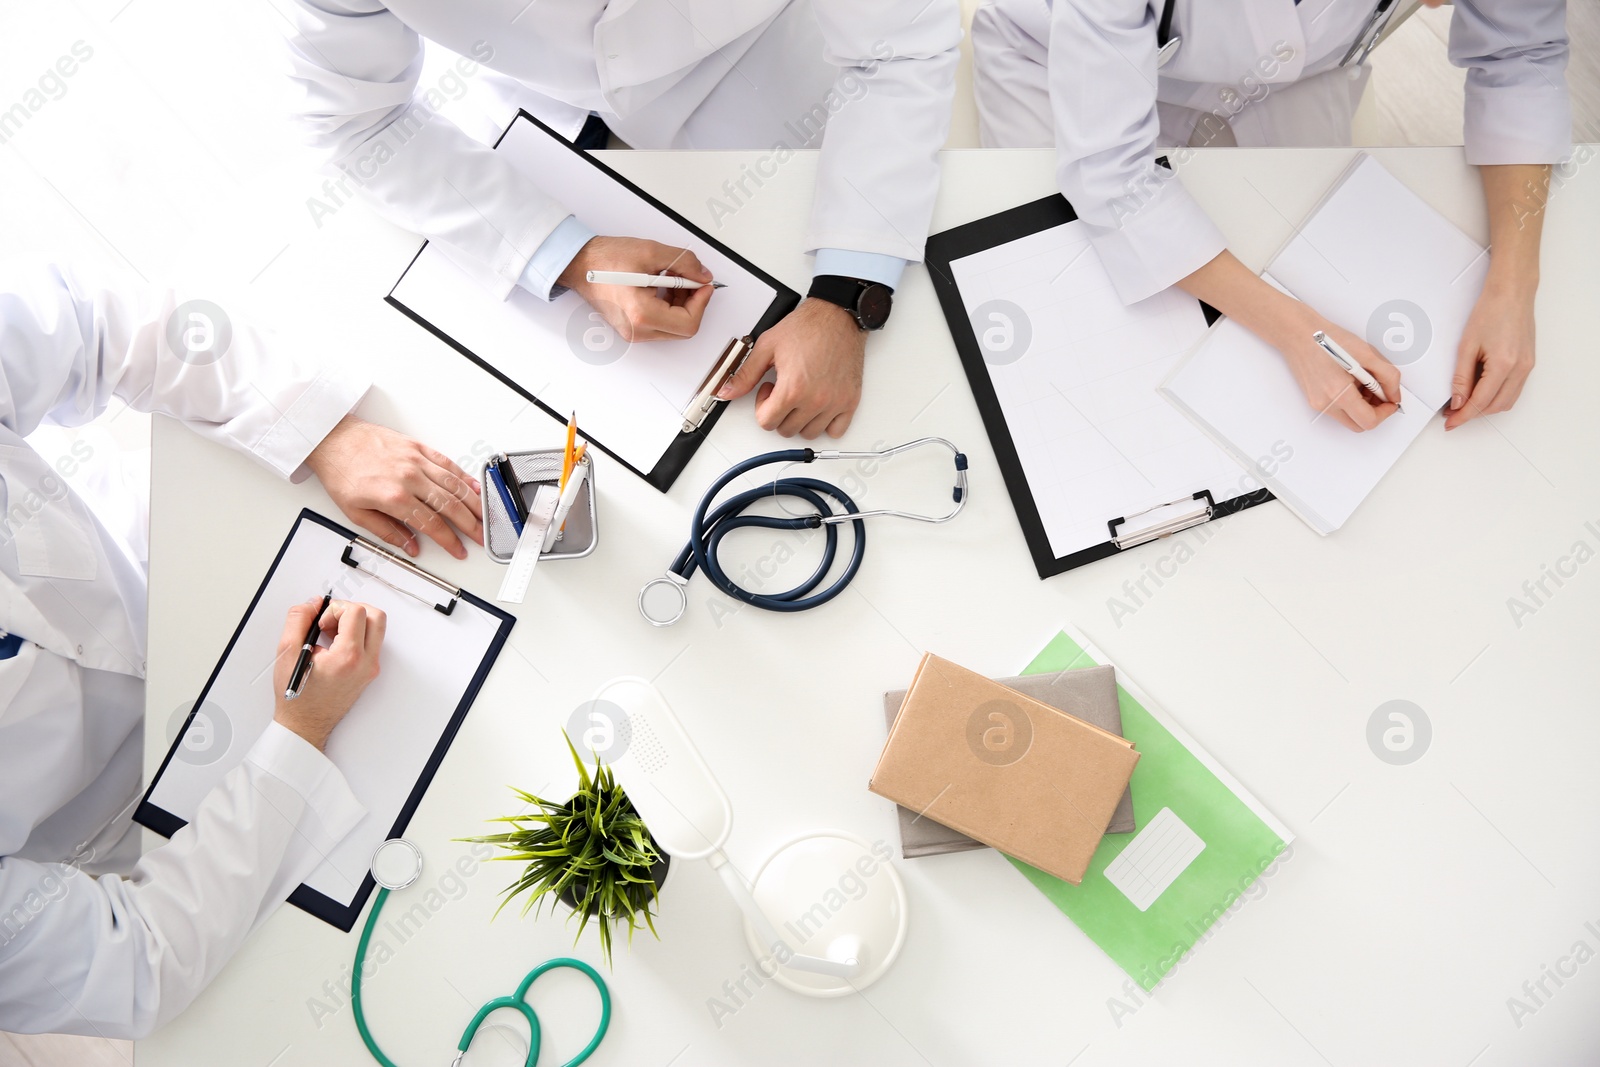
[807, 275, 894, 331]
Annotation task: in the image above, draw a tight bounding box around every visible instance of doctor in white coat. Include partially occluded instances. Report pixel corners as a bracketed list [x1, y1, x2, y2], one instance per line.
[282, 0, 960, 439]
[0, 265, 485, 1037]
[972, 0, 1569, 433]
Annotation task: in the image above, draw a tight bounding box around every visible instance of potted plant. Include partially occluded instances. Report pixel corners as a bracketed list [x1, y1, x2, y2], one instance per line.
[461, 733, 667, 964]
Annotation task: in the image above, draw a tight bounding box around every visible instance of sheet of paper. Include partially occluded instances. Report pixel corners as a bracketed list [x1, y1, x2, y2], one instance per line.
[1162, 293, 1435, 533]
[1103, 806, 1207, 912]
[948, 221, 1247, 560]
[146, 519, 505, 906]
[389, 115, 780, 472]
[1264, 153, 1488, 410]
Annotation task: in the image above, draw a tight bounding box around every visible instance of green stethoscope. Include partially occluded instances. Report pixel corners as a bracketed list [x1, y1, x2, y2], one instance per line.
[353, 839, 611, 1067]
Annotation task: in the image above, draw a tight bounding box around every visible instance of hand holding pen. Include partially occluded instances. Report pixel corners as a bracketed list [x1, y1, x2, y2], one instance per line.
[558, 235, 717, 342]
[1281, 319, 1403, 433]
[273, 596, 386, 751]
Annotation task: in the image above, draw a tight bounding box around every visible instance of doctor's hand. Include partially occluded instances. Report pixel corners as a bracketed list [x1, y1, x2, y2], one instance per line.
[716, 298, 865, 438]
[1275, 316, 1402, 432]
[273, 599, 385, 752]
[560, 236, 715, 342]
[1444, 272, 1537, 431]
[306, 415, 483, 560]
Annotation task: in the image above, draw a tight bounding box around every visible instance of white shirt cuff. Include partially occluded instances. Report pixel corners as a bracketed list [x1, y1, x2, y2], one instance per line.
[517, 215, 597, 300]
[812, 248, 908, 290]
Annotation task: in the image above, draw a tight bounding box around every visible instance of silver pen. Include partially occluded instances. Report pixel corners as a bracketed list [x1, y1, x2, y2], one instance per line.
[1312, 330, 1401, 412]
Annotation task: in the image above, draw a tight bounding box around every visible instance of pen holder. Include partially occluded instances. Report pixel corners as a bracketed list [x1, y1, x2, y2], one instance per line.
[481, 449, 598, 563]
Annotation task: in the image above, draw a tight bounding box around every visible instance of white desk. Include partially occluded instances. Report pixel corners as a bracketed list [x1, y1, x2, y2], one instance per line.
[141, 148, 1600, 1067]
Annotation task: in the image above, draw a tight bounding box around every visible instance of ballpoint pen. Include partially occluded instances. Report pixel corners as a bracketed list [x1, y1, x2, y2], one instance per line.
[493, 454, 527, 525]
[1312, 330, 1402, 412]
[584, 270, 726, 290]
[284, 593, 332, 700]
[487, 460, 525, 537]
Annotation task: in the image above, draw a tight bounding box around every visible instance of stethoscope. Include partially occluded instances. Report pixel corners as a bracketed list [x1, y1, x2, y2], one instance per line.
[638, 438, 968, 626]
[353, 839, 610, 1067]
[1155, 0, 1399, 69]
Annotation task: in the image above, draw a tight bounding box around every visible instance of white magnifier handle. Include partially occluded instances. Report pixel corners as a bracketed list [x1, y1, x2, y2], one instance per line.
[709, 850, 859, 979]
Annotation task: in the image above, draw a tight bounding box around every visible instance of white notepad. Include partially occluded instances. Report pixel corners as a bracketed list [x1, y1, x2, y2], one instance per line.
[1160, 154, 1489, 534]
[389, 114, 784, 476]
[947, 220, 1247, 561]
[140, 511, 512, 928]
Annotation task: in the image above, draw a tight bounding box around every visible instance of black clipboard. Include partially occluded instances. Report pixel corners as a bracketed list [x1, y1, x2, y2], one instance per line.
[386, 109, 800, 493]
[925, 194, 1273, 579]
[134, 509, 515, 932]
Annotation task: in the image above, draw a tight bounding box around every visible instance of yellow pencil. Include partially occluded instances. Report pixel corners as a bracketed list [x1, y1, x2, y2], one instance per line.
[560, 412, 577, 489]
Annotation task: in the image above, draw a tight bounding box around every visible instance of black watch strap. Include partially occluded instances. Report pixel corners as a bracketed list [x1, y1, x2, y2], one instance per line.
[807, 275, 893, 331]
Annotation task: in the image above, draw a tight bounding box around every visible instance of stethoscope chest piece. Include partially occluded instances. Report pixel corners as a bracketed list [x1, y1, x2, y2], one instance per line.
[370, 838, 423, 891]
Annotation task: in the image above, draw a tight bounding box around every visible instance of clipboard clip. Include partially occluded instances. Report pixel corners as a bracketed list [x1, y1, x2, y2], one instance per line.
[681, 335, 753, 434]
[340, 536, 460, 615]
[1109, 491, 1215, 551]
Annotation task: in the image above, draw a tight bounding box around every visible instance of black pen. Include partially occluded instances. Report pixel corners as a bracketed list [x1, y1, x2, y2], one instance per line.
[494, 454, 528, 525]
[284, 593, 332, 700]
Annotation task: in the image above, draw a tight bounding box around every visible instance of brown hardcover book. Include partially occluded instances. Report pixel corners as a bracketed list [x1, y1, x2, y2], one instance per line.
[883, 664, 1135, 858]
[869, 654, 1139, 885]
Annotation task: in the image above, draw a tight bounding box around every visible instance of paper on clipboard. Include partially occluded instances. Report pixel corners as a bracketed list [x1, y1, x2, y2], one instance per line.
[946, 220, 1248, 562]
[137, 511, 513, 929]
[388, 112, 786, 477]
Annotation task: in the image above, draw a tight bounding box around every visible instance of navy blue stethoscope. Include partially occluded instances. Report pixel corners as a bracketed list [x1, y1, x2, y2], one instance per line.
[638, 438, 968, 625]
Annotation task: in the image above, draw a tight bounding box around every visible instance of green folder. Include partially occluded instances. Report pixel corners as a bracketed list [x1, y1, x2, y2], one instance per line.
[1007, 630, 1291, 991]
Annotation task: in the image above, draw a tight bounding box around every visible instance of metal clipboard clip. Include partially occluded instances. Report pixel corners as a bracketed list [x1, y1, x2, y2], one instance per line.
[340, 535, 460, 615]
[681, 335, 753, 433]
[1108, 491, 1215, 551]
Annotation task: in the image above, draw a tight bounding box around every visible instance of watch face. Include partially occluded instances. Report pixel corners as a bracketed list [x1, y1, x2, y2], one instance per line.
[857, 283, 893, 330]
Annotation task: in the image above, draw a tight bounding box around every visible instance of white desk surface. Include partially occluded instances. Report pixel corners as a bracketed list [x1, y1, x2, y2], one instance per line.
[140, 147, 1600, 1067]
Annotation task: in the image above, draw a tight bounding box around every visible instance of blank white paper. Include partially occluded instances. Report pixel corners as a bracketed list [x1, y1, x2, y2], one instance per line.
[146, 519, 505, 906]
[1266, 154, 1488, 411]
[389, 115, 781, 472]
[1162, 312, 1435, 533]
[948, 221, 1248, 560]
[1104, 806, 1207, 912]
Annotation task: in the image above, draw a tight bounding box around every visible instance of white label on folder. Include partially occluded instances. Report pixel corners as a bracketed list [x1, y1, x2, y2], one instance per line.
[1104, 807, 1206, 912]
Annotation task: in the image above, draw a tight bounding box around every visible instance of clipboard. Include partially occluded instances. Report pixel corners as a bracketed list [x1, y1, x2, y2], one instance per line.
[925, 194, 1273, 579]
[134, 509, 515, 931]
[386, 109, 800, 493]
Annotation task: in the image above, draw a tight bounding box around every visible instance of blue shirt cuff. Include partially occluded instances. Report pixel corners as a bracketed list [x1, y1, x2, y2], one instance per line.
[518, 215, 597, 300]
[812, 249, 906, 291]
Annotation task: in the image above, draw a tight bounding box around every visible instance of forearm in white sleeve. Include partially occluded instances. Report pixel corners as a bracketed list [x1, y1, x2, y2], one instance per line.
[0, 263, 368, 480]
[282, 0, 572, 298]
[804, 0, 961, 263]
[0, 723, 364, 1038]
[1451, 0, 1571, 166]
[1050, 0, 1226, 304]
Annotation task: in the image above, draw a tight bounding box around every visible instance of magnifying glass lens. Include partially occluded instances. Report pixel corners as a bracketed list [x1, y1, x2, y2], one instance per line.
[371, 839, 423, 890]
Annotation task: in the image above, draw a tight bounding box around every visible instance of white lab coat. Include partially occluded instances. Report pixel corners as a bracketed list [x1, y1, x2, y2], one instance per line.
[972, 0, 1572, 303]
[281, 0, 961, 299]
[0, 266, 369, 1038]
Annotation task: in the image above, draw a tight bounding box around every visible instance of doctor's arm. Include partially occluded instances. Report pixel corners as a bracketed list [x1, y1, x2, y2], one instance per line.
[1439, 0, 1567, 429]
[0, 266, 482, 558]
[282, 1, 713, 342]
[1048, 0, 1400, 431]
[716, 0, 961, 439]
[0, 602, 379, 1038]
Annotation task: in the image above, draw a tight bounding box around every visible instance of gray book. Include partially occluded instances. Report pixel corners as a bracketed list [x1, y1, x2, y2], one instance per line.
[882, 665, 1137, 859]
